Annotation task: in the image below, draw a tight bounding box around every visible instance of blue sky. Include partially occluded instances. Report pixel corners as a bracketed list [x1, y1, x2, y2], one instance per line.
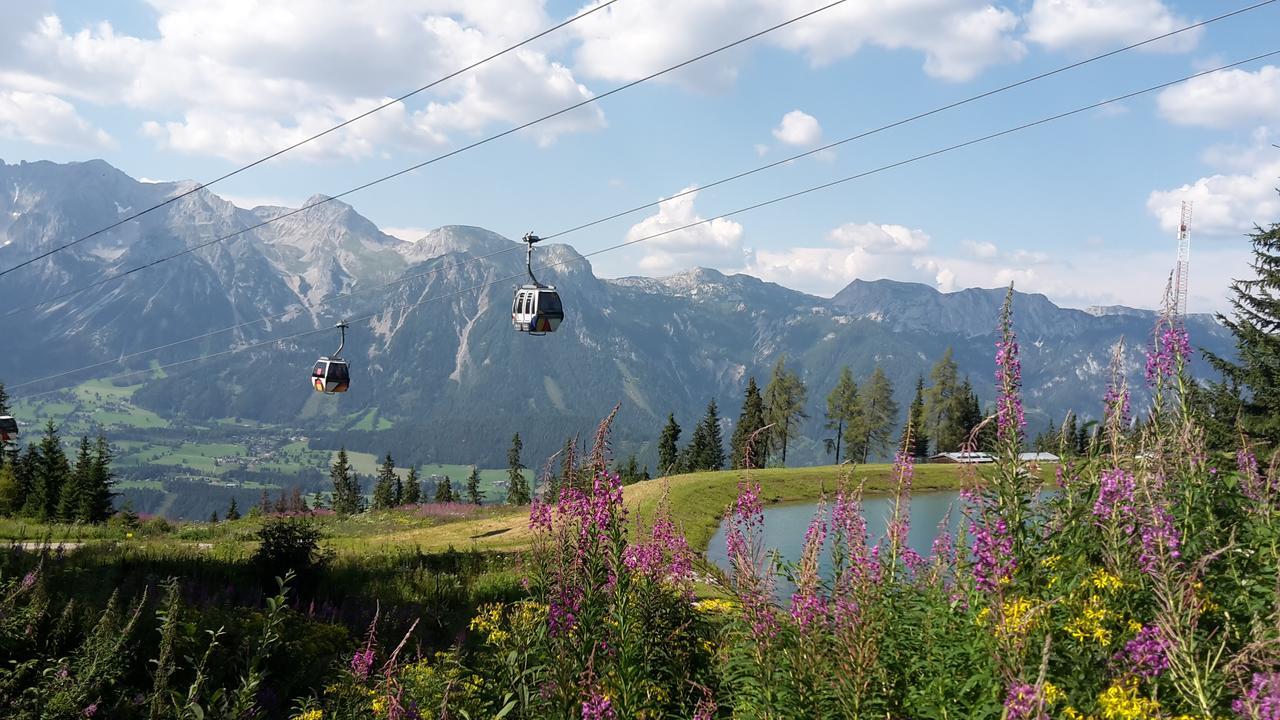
[1, 0, 1278, 313]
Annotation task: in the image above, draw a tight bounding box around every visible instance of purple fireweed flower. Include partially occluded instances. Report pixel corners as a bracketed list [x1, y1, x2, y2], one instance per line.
[1094, 468, 1137, 524]
[623, 509, 693, 585]
[886, 450, 914, 553]
[971, 518, 1015, 593]
[1113, 625, 1169, 680]
[1234, 672, 1280, 720]
[1146, 323, 1192, 386]
[789, 508, 828, 630]
[529, 500, 553, 532]
[350, 647, 375, 679]
[693, 693, 717, 720]
[1138, 503, 1182, 575]
[1238, 449, 1279, 509]
[581, 691, 616, 720]
[1003, 683, 1046, 720]
[19, 570, 37, 592]
[1104, 379, 1131, 431]
[82, 702, 99, 718]
[726, 481, 778, 640]
[995, 289, 1026, 444]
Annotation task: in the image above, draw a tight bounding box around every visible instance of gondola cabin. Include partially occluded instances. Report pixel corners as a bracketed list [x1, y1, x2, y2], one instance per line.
[512, 285, 563, 334]
[312, 357, 350, 394]
[0, 416, 17, 443]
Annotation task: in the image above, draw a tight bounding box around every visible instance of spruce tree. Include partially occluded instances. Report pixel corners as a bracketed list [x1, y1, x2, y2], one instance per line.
[763, 356, 808, 466]
[372, 453, 398, 510]
[330, 449, 360, 516]
[226, 497, 241, 521]
[0, 381, 8, 471]
[955, 378, 985, 449]
[403, 467, 421, 504]
[684, 418, 710, 472]
[925, 348, 960, 452]
[209, 511, 219, 523]
[466, 466, 484, 505]
[824, 367, 860, 464]
[1062, 412, 1078, 455]
[506, 433, 530, 505]
[1204, 211, 1280, 443]
[730, 377, 767, 470]
[855, 366, 899, 463]
[58, 435, 93, 517]
[24, 421, 69, 521]
[657, 414, 681, 475]
[85, 434, 115, 523]
[905, 374, 930, 458]
[0, 463, 18, 516]
[698, 399, 726, 471]
[435, 475, 455, 503]
[311, 490, 326, 511]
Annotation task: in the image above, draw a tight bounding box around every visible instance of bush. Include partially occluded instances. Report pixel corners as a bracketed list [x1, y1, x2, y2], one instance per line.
[252, 516, 327, 592]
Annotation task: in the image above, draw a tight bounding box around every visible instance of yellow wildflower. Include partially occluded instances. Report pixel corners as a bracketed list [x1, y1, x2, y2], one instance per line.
[1065, 707, 1096, 720]
[1097, 679, 1161, 720]
[1065, 594, 1114, 646]
[1127, 619, 1143, 635]
[1090, 569, 1124, 592]
[1043, 681, 1064, 705]
[371, 696, 387, 716]
[291, 711, 323, 720]
[693, 598, 736, 614]
[1000, 597, 1037, 639]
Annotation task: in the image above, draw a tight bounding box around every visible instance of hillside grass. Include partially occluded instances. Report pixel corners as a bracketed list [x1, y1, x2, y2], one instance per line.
[0, 462, 1010, 556]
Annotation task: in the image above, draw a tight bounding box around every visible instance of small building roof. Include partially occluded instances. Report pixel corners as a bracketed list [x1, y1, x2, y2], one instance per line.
[929, 451, 994, 464]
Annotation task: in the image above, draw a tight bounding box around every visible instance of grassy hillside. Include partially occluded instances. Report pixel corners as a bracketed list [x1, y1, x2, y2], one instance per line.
[1, 462, 998, 554]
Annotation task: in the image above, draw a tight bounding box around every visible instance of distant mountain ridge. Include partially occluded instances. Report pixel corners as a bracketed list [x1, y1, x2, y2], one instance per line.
[0, 159, 1234, 466]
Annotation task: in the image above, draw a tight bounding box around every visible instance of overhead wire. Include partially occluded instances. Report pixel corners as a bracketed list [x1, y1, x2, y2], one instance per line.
[7, 1, 1270, 392]
[15, 48, 1280, 401]
[0, 0, 624, 279]
[3, 0, 854, 316]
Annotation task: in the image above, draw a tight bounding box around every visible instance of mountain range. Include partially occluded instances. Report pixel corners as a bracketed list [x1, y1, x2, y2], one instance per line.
[0, 158, 1234, 467]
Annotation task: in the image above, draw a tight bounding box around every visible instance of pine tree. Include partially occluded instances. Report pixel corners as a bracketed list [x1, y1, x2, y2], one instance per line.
[435, 475, 455, 503]
[0, 463, 19, 516]
[1204, 211, 1280, 443]
[905, 374, 930, 458]
[226, 497, 241, 521]
[730, 377, 767, 470]
[0, 382, 8, 472]
[403, 467, 421, 504]
[955, 378, 985, 449]
[311, 491, 326, 510]
[12, 445, 34, 516]
[1062, 412, 1078, 455]
[209, 511, 219, 523]
[763, 356, 808, 466]
[657, 414, 681, 475]
[855, 366, 899, 463]
[684, 416, 710, 472]
[698, 399, 726, 471]
[59, 436, 93, 523]
[23, 420, 69, 521]
[466, 466, 484, 506]
[330, 449, 361, 516]
[85, 434, 115, 523]
[824, 367, 859, 464]
[372, 453, 398, 510]
[924, 348, 960, 452]
[506, 433, 530, 505]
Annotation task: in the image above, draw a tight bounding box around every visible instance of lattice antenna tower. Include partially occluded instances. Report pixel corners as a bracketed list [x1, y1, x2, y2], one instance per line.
[1173, 200, 1192, 317]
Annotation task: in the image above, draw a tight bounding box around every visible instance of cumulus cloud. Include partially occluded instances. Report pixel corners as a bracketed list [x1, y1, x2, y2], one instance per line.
[1156, 66, 1280, 129]
[1025, 0, 1200, 53]
[828, 222, 930, 253]
[0, 90, 113, 148]
[772, 110, 822, 146]
[0, 2, 603, 161]
[963, 239, 999, 258]
[623, 186, 747, 275]
[1147, 128, 1280, 238]
[570, 0, 1026, 88]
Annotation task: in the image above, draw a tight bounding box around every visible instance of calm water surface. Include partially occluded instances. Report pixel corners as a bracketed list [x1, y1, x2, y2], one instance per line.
[705, 491, 964, 597]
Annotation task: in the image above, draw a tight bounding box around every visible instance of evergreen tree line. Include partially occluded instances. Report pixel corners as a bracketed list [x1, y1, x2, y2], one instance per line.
[325, 448, 487, 516]
[0, 408, 116, 524]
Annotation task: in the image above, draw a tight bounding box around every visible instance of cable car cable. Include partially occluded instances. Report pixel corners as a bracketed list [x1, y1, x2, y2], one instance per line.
[14, 48, 1278, 399]
[3, 0, 854, 315]
[0, 0, 624, 280]
[4, 3, 1264, 382]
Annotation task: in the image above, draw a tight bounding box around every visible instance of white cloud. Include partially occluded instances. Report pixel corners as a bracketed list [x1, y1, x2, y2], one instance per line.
[1025, 0, 1200, 53]
[772, 110, 821, 146]
[0, 90, 113, 147]
[753, 143, 770, 157]
[1147, 128, 1280, 238]
[0, 2, 603, 161]
[828, 222, 930, 253]
[1156, 66, 1280, 129]
[570, 0, 1026, 88]
[963, 239, 999, 258]
[623, 186, 747, 275]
